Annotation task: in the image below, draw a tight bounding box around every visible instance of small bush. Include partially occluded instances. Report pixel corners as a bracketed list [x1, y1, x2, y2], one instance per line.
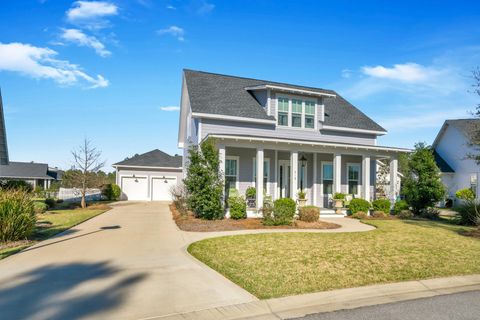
[349, 198, 370, 214]
[170, 184, 188, 216]
[245, 187, 256, 199]
[33, 201, 48, 214]
[45, 198, 56, 209]
[0, 190, 36, 242]
[419, 207, 440, 220]
[457, 200, 480, 226]
[265, 198, 296, 226]
[228, 194, 247, 220]
[371, 211, 387, 218]
[298, 206, 320, 222]
[297, 190, 306, 200]
[333, 193, 346, 200]
[1, 180, 33, 193]
[102, 183, 121, 201]
[455, 188, 475, 201]
[351, 211, 368, 219]
[260, 196, 274, 224]
[372, 199, 391, 213]
[393, 200, 409, 215]
[397, 210, 414, 219]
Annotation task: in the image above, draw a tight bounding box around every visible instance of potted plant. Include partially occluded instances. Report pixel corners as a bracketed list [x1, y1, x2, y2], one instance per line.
[297, 190, 307, 207]
[245, 186, 256, 208]
[332, 192, 346, 214]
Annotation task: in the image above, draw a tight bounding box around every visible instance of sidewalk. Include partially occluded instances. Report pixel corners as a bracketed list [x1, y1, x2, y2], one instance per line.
[148, 274, 480, 320]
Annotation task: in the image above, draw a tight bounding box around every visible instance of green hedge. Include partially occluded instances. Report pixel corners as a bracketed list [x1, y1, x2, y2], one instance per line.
[372, 199, 391, 214]
[263, 198, 296, 226]
[0, 190, 36, 242]
[298, 206, 320, 222]
[393, 200, 409, 215]
[349, 198, 371, 214]
[228, 195, 247, 220]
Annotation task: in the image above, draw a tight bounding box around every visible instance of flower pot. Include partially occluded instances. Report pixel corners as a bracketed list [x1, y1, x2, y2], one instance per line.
[298, 198, 307, 207]
[334, 199, 343, 214]
[247, 198, 256, 208]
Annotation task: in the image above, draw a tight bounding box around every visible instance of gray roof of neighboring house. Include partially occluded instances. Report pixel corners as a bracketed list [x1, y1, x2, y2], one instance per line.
[183, 69, 386, 132]
[113, 149, 182, 168]
[0, 89, 9, 165]
[433, 151, 455, 173]
[444, 119, 480, 139]
[0, 162, 54, 179]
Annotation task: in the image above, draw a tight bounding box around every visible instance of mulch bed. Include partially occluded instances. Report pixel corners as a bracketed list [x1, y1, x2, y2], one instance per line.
[461, 228, 480, 239]
[170, 204, 340, 232]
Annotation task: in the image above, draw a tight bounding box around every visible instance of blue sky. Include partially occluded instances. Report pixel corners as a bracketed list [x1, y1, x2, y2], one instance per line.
[1, 0, 479, 171]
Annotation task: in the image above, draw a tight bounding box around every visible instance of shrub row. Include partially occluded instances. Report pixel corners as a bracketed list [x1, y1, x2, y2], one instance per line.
[263, 198, 296, 226]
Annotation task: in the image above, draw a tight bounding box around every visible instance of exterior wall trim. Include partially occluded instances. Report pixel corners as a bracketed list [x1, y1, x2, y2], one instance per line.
[113, 165, 182, 170]
[245, 85, 337, 98]
[191, 112, 276, 125]
[321, 125, 387, 135]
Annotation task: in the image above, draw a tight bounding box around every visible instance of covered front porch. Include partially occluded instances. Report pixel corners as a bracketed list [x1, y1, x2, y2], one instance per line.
[215, 135, 404, 216]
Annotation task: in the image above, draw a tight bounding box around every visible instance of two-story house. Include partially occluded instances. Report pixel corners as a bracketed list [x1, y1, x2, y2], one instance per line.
[433, 119, 480, 202]
[178, 70, 408, 214]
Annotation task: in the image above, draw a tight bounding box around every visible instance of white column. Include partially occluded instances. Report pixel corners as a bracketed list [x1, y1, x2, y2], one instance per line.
[362, 155, 371, 201]
[333, 153, 342, 193]
[273, 150, 278, 200]
[313, 153, 317, 206]
[290, 151, 298, 200]
[256, 148, 264, 208]
[44, 180, 47, 189]
[389, 157, 398, 203]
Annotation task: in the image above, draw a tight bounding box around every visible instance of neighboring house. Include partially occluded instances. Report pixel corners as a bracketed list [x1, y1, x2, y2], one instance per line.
[433, 119, 480, 201]
[113, 149, 182, 201]
[0, 161, 63, 188]
[178, 70, 408, 213]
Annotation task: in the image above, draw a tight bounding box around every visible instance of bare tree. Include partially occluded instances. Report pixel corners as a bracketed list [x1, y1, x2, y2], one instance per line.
[71, 138, 105, 208]
[468, 67, 480, 163]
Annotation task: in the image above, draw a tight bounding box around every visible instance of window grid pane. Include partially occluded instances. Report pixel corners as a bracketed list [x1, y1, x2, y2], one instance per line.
[225, 159, 237, 177]
[305, 115, 314, 128]
[305, 101, 315, 115]
[292, 114, 302, 127]
[292, 99, 302, 114]
[278, 98, 289, 112]
[348, 165, 359, 181]
[323, 164, 333, 180]
[278, 112, 288, 126]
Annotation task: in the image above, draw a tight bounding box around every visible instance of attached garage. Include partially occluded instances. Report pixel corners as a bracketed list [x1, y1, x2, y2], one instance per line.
[113, 149, 183, 201]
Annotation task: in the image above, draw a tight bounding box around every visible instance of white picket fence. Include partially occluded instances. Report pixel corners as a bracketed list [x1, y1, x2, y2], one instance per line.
[57, 187, 103, 202]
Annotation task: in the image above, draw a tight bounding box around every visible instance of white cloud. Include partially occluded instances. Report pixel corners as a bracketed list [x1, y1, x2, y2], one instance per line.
[0, 42, 109, 88]
[379, 109, 469, 131]
[66, 1, 118, 29]
[157, 26, 185, 41]
[60, 28, 111, 57]
[160, 106, 180, 111]
[361, 63, 438, 83]
[166, 5, 176, 10]
[196, 0, 214, 14]
[341, 68, 352, 79]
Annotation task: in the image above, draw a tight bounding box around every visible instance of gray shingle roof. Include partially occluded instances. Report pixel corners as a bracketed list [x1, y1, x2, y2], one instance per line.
[113, 149, 182, 168]
[445, 119, 480, 139]
[184, 69, 386, 132]
[0, 162, 53, 179]
[433, 151, 454, 173]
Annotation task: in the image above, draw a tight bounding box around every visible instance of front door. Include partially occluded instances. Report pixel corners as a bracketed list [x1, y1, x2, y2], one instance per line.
[278, 160, 291, 198]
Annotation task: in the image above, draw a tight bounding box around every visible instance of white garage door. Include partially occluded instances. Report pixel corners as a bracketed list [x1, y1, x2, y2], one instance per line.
[151, 176, 177, 201]
[121, 176, 148, 201]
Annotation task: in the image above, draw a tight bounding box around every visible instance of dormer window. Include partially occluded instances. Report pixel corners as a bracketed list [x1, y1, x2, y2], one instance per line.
[277, 96, 316, 129]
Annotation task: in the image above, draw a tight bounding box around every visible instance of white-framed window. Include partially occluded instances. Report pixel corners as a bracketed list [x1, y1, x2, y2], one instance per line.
[322, 162, 333, 195]
[253, 158, 270, 194]
[470, 173, 477, 198]
[277, 96, 316, 129]
[225, 156, 239, 195]
[347, 163, 360, 195]
[277, 97, 289, 126]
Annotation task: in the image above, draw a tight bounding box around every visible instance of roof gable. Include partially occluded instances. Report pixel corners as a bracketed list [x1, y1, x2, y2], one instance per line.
[113, 149, 182, 168]
[0, 161, 52, 179]
[433, 118, 480, 147]
[183, 69, 386, 132]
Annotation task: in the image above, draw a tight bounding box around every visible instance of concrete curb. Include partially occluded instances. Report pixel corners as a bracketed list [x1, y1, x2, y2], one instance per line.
[146, 274, 480, 320]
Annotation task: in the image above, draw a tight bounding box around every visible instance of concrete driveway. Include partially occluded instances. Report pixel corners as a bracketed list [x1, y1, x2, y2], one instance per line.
[0, 202, 256, 320]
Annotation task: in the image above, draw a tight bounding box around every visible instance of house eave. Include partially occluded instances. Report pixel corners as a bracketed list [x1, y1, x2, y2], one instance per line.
[245, 85, 337, 98]
[113, 164, 183, 170]
[191, 112, 276, 125]
[321, 125, 387, 136]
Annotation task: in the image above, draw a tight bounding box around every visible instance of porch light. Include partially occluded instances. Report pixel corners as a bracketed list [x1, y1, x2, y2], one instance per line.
[300, 155, 307, 191]
[300, 155, 307, 168]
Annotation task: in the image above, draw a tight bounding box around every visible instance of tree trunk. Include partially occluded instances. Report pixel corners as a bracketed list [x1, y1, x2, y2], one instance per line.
[81, 191, 86, 208]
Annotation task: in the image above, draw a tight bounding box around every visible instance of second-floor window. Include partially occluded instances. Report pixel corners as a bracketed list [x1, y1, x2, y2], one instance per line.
[277, 97, 316, 129]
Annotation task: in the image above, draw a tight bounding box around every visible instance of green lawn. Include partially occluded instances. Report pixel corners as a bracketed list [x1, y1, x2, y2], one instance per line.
[188, 220, 480, 299]
[0, 207, 109, 260]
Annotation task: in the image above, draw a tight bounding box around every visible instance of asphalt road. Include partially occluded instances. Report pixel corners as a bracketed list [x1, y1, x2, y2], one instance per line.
[294, 290, 480, 320]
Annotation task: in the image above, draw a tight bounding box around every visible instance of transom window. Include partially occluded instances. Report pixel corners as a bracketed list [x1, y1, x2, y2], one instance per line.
[277, 97, 316, 129]
[347, 164, 360, 195]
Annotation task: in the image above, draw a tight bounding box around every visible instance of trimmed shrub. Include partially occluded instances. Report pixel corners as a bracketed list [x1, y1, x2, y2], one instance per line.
[102, 183, 122, 201]
[372, 199, 391, 213]
[260, 196, 274, 224]
[419, 207, 440, 220]
[371, 211, 387, 218]
[349, 198, 370, 214]
[170, 184, 188, 215]
[457, 200, 480, 226]
[351, 211, 368, 219]
[228, 194, 247, 220]
[455, 188, 475, 201]
[298, 206, 320, 222]
[0, 190, 36, 242]
[45, 198, 56, 209]
[265, 198, 296, 226]
[397, 210, 414, 219]
[1, 180, 33, 193]
[393, 200, 409, 215]
[33, 201, 48, 214]
[333, 193, 346, 200]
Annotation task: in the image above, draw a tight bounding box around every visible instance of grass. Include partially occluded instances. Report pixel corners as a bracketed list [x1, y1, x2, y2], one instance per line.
[188, 219, 480, 299]
[0, 205, 110, 260]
